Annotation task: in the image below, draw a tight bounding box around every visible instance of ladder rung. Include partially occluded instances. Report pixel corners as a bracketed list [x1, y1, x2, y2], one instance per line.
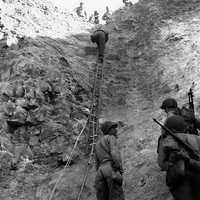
[90, 135, 98, 137]
[89, 115, 98, 118]
[90, 119, 98, 122]
[89, 114, 97, 117]
[90, 143, 96, 145]
[89, 121, 97, 124]
[86, 61, 103, 151]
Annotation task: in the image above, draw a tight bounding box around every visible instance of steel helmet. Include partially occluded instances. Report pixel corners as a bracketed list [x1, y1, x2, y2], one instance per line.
[101, 121, 118, 135]
[165, 115, 187, 133]
[160, 98, 178, 110]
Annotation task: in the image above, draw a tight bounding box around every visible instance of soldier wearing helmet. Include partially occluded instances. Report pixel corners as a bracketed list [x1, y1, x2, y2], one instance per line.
[75, 2, 87, 19]
[94, 121, 125, 200]
[157, 115, 190, 200]
[160, 98, 200, 135]
[94, 10, 100, 24]
[158, 98, 200, 200]
[102, 7, 112, 24]
[160, 98, 180, 117]
[157, 115, 187, 170]
[157, 114, 200, 200]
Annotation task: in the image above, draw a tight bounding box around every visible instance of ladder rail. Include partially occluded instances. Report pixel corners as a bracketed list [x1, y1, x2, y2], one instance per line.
[77, 59, 104, 200]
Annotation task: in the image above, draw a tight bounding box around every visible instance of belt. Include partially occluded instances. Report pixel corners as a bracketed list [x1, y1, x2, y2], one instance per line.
[94, 29, 107, 35]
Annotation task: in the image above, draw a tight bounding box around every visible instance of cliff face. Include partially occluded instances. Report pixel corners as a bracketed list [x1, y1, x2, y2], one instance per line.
[0, 1, 96, 199]
[0, 0, 92, 37]
[101, 0, 200, 200]
[1, 0, 200, 199]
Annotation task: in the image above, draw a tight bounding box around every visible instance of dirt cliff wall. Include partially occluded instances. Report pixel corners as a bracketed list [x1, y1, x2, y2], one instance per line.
[101, 1, 200, 200]
[1, 0, 200, 200]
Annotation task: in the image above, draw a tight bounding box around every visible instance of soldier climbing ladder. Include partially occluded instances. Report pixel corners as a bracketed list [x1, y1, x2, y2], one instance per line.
[77, 29, 108, 200]
[48, 30, 108, 200]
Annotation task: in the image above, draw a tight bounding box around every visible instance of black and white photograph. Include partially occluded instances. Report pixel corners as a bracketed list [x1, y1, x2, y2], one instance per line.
[0, 0, 200, 199]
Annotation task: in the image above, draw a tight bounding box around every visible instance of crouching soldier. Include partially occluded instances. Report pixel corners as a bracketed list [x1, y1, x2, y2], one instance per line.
[157, 115, 200, 200]
[94, 121, 125, 200]
[90, 29, 109, 63]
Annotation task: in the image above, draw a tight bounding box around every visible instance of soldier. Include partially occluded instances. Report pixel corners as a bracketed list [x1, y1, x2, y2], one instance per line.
[160, 98, 200, 135]
[122, 0, 133, 7]
[88, 14, 94, 23]
[157, 115, 200, 200]
[160, 98, 180, 117]
[94, 10, 100, 24]
[102, 7, 112, 24]
[75, 2, 87, 19]
[90, 29, 109, 63]
[94, 121, 125, 200]
[157, 115, 188, 171]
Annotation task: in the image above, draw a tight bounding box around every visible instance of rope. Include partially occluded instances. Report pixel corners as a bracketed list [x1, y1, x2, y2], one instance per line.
[48, 60, 103, 200]
[48, 32, 105, 200]
[48, 122, 87, 200]
[77, 149, 94, 200]
[77, 123, 96, 200]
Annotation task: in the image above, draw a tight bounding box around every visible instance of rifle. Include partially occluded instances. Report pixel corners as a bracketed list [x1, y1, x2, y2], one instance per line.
[188, 82, 198, 135]
[153, 118, 200, 160]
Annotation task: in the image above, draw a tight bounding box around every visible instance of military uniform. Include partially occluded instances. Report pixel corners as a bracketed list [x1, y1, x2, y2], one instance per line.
[102, 7, 111, 24]
[122, 0, 133, 7]
[94, 11, 100, 24]
[94, 121, 125, 200]
[160, 98, 200, 135]
[75, 3, 87, 18]
[90, 30, 109, 63]
[157, 115, 200, 200]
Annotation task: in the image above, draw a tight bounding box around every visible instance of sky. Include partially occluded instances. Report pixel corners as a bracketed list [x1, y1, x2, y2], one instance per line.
[49, 0, 137, 16]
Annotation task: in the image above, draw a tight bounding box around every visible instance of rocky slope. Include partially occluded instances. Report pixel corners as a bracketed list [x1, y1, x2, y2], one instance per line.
[102, 1, 200, 200]
[1, 0, 200, 200]
[0, 0, 97, 199]
[0, 0, 92, 38]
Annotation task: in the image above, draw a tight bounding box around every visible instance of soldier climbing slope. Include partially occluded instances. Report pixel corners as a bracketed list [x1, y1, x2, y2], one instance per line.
[75, 2, 87, 19]
[94, 121, 125, 200]
[90, 29, 109, 63]
[102, 7, 112, 24]
[160, 98, 200, 135]
[88, 14, 94, 23]
[122, 0, 133, 7]
[94, 10, 100, 24]
[157, 115, 200, 200]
